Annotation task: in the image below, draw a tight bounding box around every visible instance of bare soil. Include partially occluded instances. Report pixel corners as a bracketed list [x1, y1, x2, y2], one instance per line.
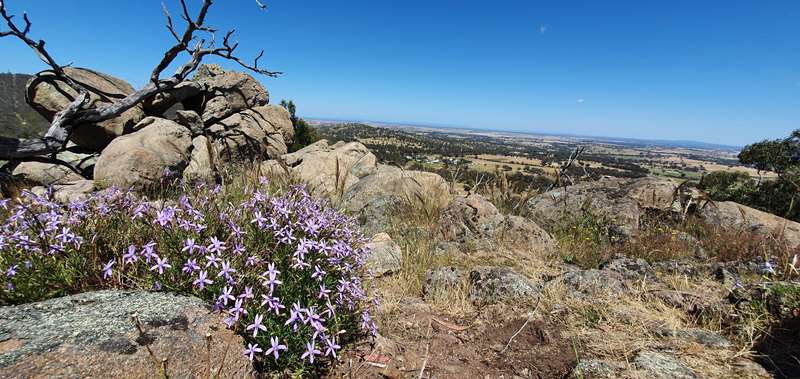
[329, 300, 576, 378]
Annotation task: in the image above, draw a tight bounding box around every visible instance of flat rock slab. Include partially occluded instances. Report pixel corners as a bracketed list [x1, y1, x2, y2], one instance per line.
[0, 290, 252, 378]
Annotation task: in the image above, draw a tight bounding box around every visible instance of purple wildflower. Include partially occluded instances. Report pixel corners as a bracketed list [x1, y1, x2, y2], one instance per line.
[318, 284, 331, 299]
[182, 258, 199, 274]
[324, 336, 341, 358]
[239, 286, 254, 300]
[207, 236, 226, 253]
[218, 260, 236, 279]
[150, 256, 171, 274]
[101, 260, 114, 279]
[246, 313, 268, 337]
[230, 298, 248, 319]
[205, 252, 221, 269]
[193, 270, 213, 289]
[218, 286, 236, 306]
[264, 337, 287, 360]
[312, 265, 326, 281]
[243, 343, 262, 361]
[122, 244, 138, 265]
[182, 238, 199, 254]
[284, 302, 303, 331]
[301, 340, 322, 363]
[140, 241, 157, 263]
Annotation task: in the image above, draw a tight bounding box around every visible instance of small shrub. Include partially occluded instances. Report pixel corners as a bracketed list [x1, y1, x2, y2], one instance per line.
[551, 211, 616, 268]
[0, 178, 376, 374]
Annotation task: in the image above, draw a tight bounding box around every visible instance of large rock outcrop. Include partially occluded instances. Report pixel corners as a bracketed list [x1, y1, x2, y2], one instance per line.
[274, 140, 378, 197]
[526, 177, 680, 239]
[260, 140, 449, 234]
[439, 193, 555, 254]
[18, 64, 292, 188]
[188, 64, 269, 123]
[207, 105, 292, 163]
[0, 290, 253, 378]
[342, 167, 450, 213]
[94, 117, 192, 189]
[365, 232, 403, 277]
[26, 67, 145, 150]
[698, 201, 800, 247]
[342, 166, 451, 235]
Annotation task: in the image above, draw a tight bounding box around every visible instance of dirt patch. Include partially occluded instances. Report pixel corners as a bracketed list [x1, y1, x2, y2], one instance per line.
[330, 306, 576, 378]
[486, 318, 577, 378]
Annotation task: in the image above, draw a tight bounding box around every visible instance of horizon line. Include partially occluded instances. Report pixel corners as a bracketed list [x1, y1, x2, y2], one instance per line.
[303, 115, 744, 151]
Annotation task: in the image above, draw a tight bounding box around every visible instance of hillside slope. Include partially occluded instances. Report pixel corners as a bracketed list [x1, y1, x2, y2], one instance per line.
[0, 73, 49, 138]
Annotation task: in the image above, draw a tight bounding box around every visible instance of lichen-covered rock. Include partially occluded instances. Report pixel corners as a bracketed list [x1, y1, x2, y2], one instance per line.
[423, 267, 464, 296]
[438, 193, 556, 256]
[173, 109, 205, 136]
[655, 327, 732, 349]
[94, 117, 192, 189]
[601, 256, 655, 281]
[142, 81, 203, 117]
[570, 359, 626, 379]
[12, 146, 97, 185]
[730, 358, 773, 379]
[468, 266, 538, 303]
[365, 233, 402, 277]
[26, 67, 144, 150]
[0, 290, 253, 378]
[189, 64, 269, 123]
[560, 269, 626, 298]
[207, 105, 292, 163]
[499, 215, 556, 253]
[633, 351, 697, 379]
[675, 231, 707, 259]
[343, 167, 450, 214]
[439, 194, 505, 243]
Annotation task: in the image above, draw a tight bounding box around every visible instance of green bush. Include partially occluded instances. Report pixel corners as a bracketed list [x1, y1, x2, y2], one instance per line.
[280, 99, 320, 152]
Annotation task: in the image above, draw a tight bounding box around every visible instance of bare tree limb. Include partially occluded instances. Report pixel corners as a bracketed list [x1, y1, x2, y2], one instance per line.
[546, 146, 585, 192]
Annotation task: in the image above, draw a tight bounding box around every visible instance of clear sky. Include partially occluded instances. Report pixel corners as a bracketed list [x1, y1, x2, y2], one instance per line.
[1, 1, 798, 146]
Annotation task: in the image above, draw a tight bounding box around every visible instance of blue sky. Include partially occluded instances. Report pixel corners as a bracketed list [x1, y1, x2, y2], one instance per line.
[1, 1, 798, 146]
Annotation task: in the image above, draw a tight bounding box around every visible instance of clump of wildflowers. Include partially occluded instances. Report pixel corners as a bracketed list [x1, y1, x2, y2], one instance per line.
[0, 178, 377, 373]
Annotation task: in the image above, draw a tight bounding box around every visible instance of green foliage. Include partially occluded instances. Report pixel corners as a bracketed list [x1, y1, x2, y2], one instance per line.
[699, 130, 800, 222]
[551, 211, 615, 268]
[738, 130, 800, 174]
[280, 99, 320, 152]
[699, 171, 758, 203]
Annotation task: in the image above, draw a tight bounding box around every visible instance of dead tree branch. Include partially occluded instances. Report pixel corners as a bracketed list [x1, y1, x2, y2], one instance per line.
[545, 145, 585, 192]
[0, 0, 280, 160]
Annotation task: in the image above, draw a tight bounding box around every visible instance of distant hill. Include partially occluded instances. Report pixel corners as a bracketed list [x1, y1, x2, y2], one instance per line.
[0, 73, 50, 138]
